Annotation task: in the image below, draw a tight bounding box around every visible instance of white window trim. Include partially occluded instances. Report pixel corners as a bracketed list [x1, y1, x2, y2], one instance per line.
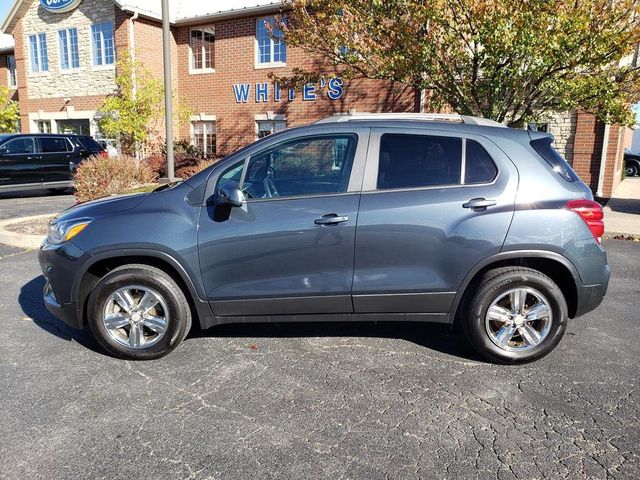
[190, 117, 217, 156]
[189, 27, 216, 74]
[27, 33, 49, 75]
[254, 17, 286, 69]
[254, 114, 286, 139]
[91, 22, 116, 68]
[58, 28, 80, 71]
[6, 55, 17, 89]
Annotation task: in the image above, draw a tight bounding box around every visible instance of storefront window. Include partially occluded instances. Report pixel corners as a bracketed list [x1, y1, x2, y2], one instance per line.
[6, 55, 16, 88]
[28, 33, 48, 73]
[256, 120, 286, 139]
[58, 28, 80, 70]
[256, 17, 286, 66]
[190, 28, 215, 71]
[192, 121, 217, 157]
[92, 22, 115, 66]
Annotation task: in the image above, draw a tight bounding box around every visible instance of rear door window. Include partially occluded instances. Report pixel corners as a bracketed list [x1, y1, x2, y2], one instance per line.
[377, 134, 462, 189]
[0, 137, 35, 155]
[37, 137, 72, 153]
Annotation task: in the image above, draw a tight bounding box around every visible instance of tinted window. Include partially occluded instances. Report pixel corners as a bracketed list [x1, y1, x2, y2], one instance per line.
[378, 134, 462, 189]
[465, 140, 498, 184]
[243, 136, 356, 198]
[75, 136, 103, 152]
[38, 137, 72, 153]
[530, 137, 579, 182]
[1, 137, 35, 154]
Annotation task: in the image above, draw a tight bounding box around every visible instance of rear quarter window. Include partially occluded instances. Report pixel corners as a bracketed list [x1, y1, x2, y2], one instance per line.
[74, 136, 104, 152]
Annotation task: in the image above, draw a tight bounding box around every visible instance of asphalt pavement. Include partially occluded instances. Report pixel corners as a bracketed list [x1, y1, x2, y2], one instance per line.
[0, 239, 638, 479]
[0, 189, 75, 220]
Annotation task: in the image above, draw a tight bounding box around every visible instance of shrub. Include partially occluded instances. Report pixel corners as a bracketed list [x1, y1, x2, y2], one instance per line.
[178, 159, 217, 178]
[75, 155, 157, 203]
[145, 154, 217, 179]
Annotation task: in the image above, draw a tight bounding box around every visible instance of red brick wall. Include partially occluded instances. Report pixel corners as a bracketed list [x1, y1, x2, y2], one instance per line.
[174, 16, 416, 154]
[572, 111, 625, 198]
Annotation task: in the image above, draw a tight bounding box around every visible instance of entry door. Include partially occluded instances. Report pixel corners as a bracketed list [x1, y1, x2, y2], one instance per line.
[352, 128, 518, 314]
[0, 137, 40, 187]
[37, 136, 75, 183]
[197, 132, 367, 316]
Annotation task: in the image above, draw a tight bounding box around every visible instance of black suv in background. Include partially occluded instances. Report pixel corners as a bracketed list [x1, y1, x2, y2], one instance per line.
[0, 134, 106, 193]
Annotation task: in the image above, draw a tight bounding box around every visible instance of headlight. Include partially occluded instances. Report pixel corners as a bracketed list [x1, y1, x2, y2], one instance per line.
[47, 218, 92, 245]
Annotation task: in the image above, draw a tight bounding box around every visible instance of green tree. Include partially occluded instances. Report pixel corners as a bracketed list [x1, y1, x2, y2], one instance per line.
[0, 86, 19, 133]
[277, 0, 640, 126]
[98, 54, 190, 156]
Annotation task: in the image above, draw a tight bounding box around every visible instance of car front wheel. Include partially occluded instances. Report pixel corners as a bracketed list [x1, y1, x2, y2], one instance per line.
[626, 163, 638, 177]
[87, 264, 192, 360]
[462, 267, 568, 364]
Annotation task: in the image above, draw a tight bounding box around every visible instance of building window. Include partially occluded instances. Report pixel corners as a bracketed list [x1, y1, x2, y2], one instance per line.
[256, 17, 286, 66]
[6, 55, 16, 88]
[190, 27, 215, 71]
[192, 121, 216, 156]
[36, 120, 51, 133]
[58, 28, 80, 70]
[91, 22, 115, 66]
[257, 119, 286, 139]
[28, 33, 48, 72]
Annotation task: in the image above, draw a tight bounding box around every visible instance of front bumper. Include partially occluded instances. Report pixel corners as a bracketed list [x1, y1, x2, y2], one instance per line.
[39, 240, 86, 329]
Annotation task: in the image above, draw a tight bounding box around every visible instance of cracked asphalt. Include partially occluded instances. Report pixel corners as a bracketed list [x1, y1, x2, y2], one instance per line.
[0, 239, 638, 479]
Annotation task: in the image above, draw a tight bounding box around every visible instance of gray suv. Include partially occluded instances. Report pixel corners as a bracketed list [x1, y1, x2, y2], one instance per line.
[38, 113, 610, 363]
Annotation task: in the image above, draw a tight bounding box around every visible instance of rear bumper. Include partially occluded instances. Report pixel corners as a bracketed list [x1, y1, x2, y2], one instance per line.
[574, 263, 610, 318]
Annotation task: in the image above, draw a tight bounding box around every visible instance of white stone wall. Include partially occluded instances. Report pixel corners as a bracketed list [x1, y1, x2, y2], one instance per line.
[546, 111, 577, 163]
[22, 0, 116, 99]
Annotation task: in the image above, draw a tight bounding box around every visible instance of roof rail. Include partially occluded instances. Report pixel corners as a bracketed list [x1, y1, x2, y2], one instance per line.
[314, 112, 506, 128]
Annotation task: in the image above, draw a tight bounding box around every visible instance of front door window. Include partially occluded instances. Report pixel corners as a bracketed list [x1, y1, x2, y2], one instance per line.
[242, 135, 357, 199]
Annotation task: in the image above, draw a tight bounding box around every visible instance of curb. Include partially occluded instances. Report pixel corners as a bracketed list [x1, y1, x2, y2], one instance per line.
[0, 214, 54, 249]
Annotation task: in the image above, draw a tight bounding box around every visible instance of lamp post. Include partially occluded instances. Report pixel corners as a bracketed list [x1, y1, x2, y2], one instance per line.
[161, 0, 175, 182]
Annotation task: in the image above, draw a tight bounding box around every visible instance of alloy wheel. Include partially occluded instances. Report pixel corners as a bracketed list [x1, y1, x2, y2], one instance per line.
[484, 287, 553, 352]
[102, 285, 169, 349]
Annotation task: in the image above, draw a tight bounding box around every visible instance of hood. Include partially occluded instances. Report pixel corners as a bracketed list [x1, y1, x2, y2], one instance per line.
[54, 193, 149, 223]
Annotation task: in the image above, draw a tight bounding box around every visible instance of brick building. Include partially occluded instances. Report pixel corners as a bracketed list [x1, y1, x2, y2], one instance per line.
[0, 0, 633, 197]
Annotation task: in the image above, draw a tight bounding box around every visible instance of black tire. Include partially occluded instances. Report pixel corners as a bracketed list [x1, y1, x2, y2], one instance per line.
[626, 163, 638, 177]
[87, 264, 192, 360]
[461, 267, 568, 364]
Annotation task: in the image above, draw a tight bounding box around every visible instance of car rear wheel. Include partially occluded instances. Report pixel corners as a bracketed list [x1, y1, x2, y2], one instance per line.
[87, 264, 192, 360]
[462, 267, 568, 364]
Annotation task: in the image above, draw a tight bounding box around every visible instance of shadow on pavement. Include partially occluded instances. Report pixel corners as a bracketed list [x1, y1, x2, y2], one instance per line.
[0, 188, 73, 200]
[605, 197, 640, 215]
[21, 275, 483, 362]
[19, 275, 104, 355]
[190, 320, 485, 363]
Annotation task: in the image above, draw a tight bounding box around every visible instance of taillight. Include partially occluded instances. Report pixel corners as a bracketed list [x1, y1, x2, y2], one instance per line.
[567, 199, 604, 243]
[99, 150, 108, 158]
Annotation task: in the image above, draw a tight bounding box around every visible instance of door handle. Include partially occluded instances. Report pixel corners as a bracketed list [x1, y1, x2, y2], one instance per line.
[462, 198, 497, 211]
[314, 214, 349, 226]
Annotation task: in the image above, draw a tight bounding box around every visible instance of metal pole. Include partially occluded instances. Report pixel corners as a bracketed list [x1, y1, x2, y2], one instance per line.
[161, 0, 175, 181]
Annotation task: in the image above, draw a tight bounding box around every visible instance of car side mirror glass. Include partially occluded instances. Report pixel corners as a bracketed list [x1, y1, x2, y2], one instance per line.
[215, 181, 244, 208]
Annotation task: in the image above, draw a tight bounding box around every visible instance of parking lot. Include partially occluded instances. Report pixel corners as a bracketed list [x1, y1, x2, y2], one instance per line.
[0, 194, 638, 479]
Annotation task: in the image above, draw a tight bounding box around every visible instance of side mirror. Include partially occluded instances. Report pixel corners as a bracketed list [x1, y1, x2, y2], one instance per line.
[215, 181, 244, 208]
